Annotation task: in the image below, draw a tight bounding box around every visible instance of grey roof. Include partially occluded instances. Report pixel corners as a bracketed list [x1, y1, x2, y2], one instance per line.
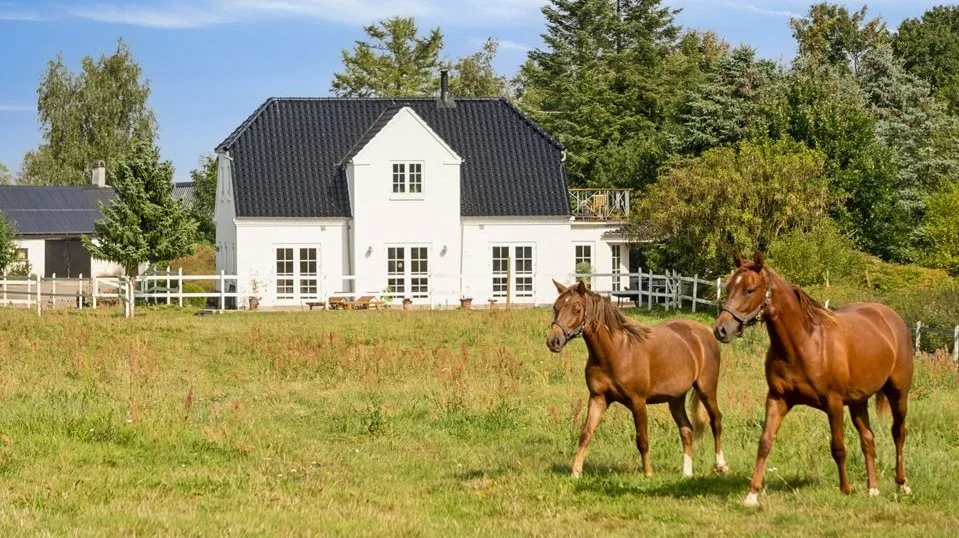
[216, 97, 570, 218]
[173, 182, 195, 206]
[0, 186, 113, 236]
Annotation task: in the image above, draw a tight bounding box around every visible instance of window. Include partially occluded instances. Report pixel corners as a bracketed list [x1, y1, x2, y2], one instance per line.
[15, 248, 27, 261]
[391, 162, 423, 195]
[299, 248, 318, 299]
[492, 245, 535, 299]
[575, 244, 593, 272]
[387, 246, 429, 299]
[611, 245, 622, 291]
[276, 248, 294, 299]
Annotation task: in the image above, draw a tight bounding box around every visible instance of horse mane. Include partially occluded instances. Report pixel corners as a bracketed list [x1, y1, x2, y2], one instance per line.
[766, 269, 837, 329]
[583, 289, 651, 342]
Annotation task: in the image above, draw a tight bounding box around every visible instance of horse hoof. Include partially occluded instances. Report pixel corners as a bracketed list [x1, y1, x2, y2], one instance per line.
[743, 492, 760, 508]
[571, 470, 582, 479]
[899, 484, 912, 495]
[868, 488, 880, 497]
[714, 463, 730, 475]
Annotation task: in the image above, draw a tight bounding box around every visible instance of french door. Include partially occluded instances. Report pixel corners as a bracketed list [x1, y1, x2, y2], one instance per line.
[275, 246, 320, 302]
[387, 246, 429, 299]
[492, 245, 534, 299]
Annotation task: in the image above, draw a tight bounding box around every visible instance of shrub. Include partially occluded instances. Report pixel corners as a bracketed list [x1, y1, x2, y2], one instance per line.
[769, 219, 866, 287]
[182, 283, 207, 308]
[884, 281, 959, 352]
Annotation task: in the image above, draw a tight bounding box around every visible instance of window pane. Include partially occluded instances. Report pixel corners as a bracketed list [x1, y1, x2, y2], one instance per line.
[276, 248, 294, 299]
[409, 163, 422, 193]
[392, 163, 406, 193]
[611, 245, 621, 291]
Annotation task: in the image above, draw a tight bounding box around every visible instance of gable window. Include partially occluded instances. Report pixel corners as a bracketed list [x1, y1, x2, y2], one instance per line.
[492, 245, 535, 300]
[391, 162, 423, 196]
[387, 246, 429, 299]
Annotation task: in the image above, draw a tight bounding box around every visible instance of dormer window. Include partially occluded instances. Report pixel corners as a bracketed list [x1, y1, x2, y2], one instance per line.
[392, 162, 423, 196]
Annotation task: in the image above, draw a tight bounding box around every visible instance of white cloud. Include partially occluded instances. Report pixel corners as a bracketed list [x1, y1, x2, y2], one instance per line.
[0, 104, 33, 112]
[0, 1, 43, 21]
[498, 39, 533, 53]
[718, 2, 800, 19]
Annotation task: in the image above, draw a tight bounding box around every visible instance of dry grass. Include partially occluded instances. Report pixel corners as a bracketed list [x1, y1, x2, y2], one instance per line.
[0, 306, 956, 536]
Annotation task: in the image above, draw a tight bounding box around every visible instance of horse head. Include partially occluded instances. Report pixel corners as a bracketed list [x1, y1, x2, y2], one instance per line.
[713, 251, 772, 343]
[547, 279, 589, 352]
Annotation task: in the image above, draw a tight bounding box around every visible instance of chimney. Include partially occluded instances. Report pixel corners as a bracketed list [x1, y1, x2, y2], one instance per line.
[91, 161, 106, 187]
[438, 69, 456, 109]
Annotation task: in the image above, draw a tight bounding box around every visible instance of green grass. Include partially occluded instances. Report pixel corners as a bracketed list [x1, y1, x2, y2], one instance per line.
[0, 306, 957, 536]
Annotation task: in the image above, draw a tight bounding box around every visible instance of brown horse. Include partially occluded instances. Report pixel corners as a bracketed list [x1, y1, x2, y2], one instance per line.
[547, 279, 727, 478]
[713, 252, 914, 507]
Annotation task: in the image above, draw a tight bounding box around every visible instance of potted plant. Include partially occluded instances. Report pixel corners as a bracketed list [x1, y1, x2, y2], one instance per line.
[402, 297, 413, 310]
[248, 276, 263, 311]
[381, 285, 394, 308]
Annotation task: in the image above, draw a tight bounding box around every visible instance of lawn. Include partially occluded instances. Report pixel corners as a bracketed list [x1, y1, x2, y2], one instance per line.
[0, 306, 957, 536]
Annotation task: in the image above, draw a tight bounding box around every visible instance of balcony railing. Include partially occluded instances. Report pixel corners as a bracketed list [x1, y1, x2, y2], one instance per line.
[569, 188, 630, 221]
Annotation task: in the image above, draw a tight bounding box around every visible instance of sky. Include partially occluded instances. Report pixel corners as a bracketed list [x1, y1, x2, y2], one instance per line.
[0, 0, 949, 181]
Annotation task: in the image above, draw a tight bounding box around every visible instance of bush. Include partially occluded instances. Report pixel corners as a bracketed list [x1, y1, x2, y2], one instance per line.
[769, 219, 866, 287]
[182, 283, 208, 308]
[884, 281, 959, 352]
[864, 259, 952, 294]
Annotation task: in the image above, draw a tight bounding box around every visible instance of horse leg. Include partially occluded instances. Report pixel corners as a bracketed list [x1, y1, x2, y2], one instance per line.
[849, 401, 879, 496]
[668, 397, 694, 477]
[826, 396, 851, 495]
[630, 398, 653, 477]
[745, 395, 789, 507]
[885, 386, 911, 494]
[571, 394, 607, 478]
[693, 381, 727, 474]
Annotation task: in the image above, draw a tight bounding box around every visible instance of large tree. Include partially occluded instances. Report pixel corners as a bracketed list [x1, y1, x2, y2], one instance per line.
[790, 3, 888, 75]
[894, 6, 959, 113]
[20, 40, 156, 185]
[189, 155, 217, 244]
[447, 38, 509, 97]
[83, 139, 196, 276]
[331, 17, 444, 97]
[634, 140, 830, 276]
[0, 163, 12, 185]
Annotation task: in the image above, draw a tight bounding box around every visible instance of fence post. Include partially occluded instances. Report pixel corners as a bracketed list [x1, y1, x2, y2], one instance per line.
[692, 274, 698, 313]
[716, 278, 721, 303]
[36, 273, 41, 316]
[953, 325, 958, 366]
[914, 321, 922, 355]
[220, 270, 225, 312]
[51, 273, 56, 309]
[78, 273, 83, 310]
[178, 267, 183, 308]
[92, 276, 98, 309]
[2, 274, 6, 304]
[166, 265, 171, 306]
[647, 271, 653, 310]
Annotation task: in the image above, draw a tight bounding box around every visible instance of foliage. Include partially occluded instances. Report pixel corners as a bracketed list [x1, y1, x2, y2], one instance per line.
[916, 182, 959, 276]
[188, 155, 217, 244]
[894, 5, 959, 113]
[0, 163, 12, 185]
[447, 38, 508, 97]
[19, 40, 156, 185]
[0, 211, 17, 273]
[768, 218, 866, 287]
[635, 140, 829, 276]
[180, 282, 207, 308]
[82, 139, 196, 276]
[330, 17, 444, 97]
[789, 3, 888, 74]
[574, 261, 593, 284]
[885, 280, 959, 351]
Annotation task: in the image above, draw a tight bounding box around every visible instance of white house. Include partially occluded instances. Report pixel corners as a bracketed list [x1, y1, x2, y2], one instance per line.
[215, 82, 633, 308]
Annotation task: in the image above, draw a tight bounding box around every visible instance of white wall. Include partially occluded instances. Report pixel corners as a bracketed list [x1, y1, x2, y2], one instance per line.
[571, 222, 631, 293]
[214, 151, 237, 277]
[234, 218, 349, 308]
[348, 107, 463, 305]
[10, 239, 45, 276]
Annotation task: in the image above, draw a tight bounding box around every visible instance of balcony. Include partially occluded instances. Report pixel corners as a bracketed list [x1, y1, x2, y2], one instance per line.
[569, 188, 630, 221]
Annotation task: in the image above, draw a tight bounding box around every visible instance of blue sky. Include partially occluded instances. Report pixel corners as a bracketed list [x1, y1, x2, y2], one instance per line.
[0, 0, 947, 181]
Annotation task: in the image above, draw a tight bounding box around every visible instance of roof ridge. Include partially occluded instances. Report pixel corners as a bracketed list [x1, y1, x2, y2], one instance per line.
[216, 97, 276, 151]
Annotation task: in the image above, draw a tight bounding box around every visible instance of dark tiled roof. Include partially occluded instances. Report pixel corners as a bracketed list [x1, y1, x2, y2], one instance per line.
[173, 182, 195, 206]
[0, 186, 113, 236]
[216, 98, 570, 218]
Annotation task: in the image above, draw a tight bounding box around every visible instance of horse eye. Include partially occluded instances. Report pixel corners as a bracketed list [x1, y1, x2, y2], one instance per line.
[746, 287, 756, 294]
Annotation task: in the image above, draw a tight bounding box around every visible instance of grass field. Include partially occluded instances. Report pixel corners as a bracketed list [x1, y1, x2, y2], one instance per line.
[0, 306, 957, 536]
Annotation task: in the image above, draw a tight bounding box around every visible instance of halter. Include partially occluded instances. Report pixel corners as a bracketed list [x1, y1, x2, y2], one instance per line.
[551, 319, 584, 341]
[721, 287, 772, 328]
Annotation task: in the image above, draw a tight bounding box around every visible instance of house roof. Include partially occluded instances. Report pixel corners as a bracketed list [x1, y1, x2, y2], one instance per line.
[0, 186, 114, 237]
[173, 182, 195, 207]
[216, 97, 570, 218]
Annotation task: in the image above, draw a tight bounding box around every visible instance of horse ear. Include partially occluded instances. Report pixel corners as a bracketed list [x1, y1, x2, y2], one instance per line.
[575, 280, 588, 295]
[553, 279, 567, 294]
[733, 252, 745, 268]
[752, 250, 765, 269]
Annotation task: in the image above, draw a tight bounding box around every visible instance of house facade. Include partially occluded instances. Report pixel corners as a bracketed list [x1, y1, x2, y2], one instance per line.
[215, 92, 632, 308]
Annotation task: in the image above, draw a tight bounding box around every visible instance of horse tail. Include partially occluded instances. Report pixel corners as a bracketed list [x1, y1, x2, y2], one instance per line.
[689, 390, 709, 440]
[875, 391, 889, 417]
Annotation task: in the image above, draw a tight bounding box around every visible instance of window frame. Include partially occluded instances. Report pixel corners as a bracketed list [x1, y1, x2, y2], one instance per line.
[390, 161, 425, 199]
[491, 244, 536, 300]
[273, 245, 321, 303]
[386, 244, 430, 300]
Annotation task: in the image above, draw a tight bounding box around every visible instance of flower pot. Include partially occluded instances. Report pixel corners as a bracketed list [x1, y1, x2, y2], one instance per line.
[248, 296, 260, 311]
[402, 298, 413, 311]
[459, 298, 473, 309]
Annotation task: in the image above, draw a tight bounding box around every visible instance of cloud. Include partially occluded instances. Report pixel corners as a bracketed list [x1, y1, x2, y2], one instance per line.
[65, 0, 542, 29]
[0, 1, 44, 21]
[498, 39, 533, 53]
[718, 2, 800, 19]
[0, 104, 34, 112]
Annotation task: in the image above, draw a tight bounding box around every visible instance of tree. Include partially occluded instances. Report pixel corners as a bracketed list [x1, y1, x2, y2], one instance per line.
[894, 6, 959, 113]
[634, 140, 830, 276]
[83, 139, 196, 276]
[0, 163, 12, 185]
[331, 17, 443, 97]
[790, 3, 888, 75]
[447, 38, 508, 97]
[20, 40, 156, 185]
[0, 212, 17, 273]
[916, 182, 959, 275]
[189, 155, 217, 244]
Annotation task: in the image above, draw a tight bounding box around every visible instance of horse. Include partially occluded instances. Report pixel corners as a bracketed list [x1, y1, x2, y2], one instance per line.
[546, 279, 728, 479]
[713, 252, 914, 507]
